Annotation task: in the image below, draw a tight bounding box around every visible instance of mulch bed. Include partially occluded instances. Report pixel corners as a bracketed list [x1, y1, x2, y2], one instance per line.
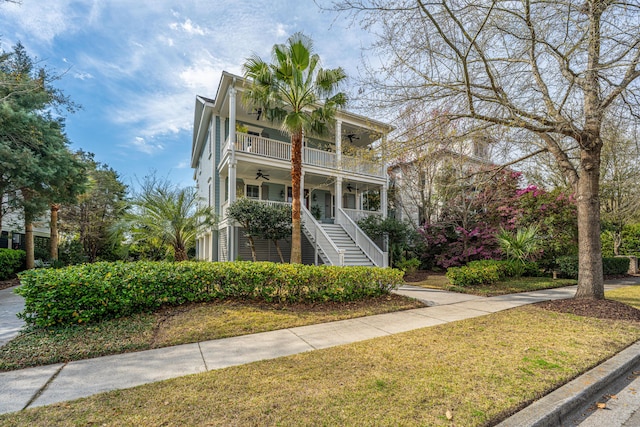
[0, 277, 20, 291]
[536, 298, 640, 323]
[404, 270, 443, 282]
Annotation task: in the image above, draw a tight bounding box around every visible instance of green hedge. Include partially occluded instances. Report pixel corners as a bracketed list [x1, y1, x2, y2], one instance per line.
[446, 260, 540, 287]
[0, 249, 25, 280]
[17, 261, 404, 327]
[556, 256, 630, 279]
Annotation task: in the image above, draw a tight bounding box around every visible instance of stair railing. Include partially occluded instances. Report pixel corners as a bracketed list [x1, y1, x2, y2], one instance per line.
[301, 205, 344, 266]
[335, 208, 388, 267]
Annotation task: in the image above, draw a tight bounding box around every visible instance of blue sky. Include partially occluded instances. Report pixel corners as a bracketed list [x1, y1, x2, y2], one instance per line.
[0, 1, 369, 190]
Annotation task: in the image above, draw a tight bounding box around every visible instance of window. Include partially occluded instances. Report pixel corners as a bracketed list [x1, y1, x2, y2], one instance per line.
[246, 184, 260, 199]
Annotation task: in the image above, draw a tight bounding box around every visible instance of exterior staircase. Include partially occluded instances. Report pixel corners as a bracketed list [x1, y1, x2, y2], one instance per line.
[319, 224, 375, 267]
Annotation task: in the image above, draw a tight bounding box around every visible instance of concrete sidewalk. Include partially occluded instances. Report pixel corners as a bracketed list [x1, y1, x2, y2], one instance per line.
[0, 277, 639, 419]
[0, 285, 24, 347]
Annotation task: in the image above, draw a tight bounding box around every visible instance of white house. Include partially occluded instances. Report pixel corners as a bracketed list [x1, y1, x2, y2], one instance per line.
[191, 72, 392, 266]
[388, 138, 494, 226]
[0, 194, 50, 251]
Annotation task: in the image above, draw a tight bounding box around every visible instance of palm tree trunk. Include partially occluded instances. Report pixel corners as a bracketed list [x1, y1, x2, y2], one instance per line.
[174, 245, 188, 262]
[290, 131, 303, 264]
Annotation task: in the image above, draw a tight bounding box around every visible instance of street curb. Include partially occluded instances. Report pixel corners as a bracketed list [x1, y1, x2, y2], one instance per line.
[497, 340, 640, 426]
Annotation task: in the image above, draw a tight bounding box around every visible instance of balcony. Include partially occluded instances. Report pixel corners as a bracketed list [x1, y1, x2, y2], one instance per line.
[223, 132, 386, 178]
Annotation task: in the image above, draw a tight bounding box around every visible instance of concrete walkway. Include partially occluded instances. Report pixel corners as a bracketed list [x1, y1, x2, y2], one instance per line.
[0, 277, 639, 419]
[0, 285, 25, 347]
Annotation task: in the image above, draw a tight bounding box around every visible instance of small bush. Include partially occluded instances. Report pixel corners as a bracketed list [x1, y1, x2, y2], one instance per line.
[522, 261, 541, 277]
[396, 257, 421, 274]
[556, 256, 630, 279]
[0, 248, 26, 280]
[17, 261, 405, 327]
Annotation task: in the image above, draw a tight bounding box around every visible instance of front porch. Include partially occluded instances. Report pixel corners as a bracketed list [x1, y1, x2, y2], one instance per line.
[219, 173, 384, 225]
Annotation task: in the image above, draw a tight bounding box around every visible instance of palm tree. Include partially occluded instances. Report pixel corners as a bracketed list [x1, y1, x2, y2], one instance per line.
[497, 225, 540, 264]
[243, 32, 347, 264]
[126, 175, 215, 261]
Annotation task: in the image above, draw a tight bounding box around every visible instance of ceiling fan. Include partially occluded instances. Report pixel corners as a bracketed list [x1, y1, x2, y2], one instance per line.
[256, 169, 270, 180]
[345, 133, 360, 144]
[249, 107, 263, 120]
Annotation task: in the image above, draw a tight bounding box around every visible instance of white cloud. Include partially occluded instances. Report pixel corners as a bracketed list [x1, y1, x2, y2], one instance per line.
[275, 23, 288, 38]
[111, 90, 194, 139]
[74, 71, 94, 80]
[179, 57, 225, 90]
[169, 18, 206, 36]
[128, 137, 164, 155]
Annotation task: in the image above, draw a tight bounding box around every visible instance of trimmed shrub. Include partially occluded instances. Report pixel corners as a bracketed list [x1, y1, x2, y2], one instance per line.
[446, 262, 501, 287]
[447, 259, 540, 287]
[556, 256, 631, 278]
[556, 256, 579, 279]
[0, 249, 26, 280]
[16, 261, 404, 327]
[603, 257, 630, 276]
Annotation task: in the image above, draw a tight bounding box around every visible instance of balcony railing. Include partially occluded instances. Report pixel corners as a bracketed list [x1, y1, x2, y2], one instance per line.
[223, 132, 385, 178]
[342, 208, 382, 223]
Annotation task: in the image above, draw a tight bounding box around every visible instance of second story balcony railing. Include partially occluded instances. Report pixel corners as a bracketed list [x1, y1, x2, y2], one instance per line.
[223, 132, 386, 178]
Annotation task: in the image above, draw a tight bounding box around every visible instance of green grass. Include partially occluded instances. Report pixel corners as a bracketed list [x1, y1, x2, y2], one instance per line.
[0, 294, 424, 371]
[411, 274, 577, 296]
[1, 298, 639, 426]
[606, 285, 640, 308]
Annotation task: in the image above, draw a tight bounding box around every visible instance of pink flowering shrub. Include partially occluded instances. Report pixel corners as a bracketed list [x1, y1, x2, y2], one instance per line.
[417, 168, 577, 270]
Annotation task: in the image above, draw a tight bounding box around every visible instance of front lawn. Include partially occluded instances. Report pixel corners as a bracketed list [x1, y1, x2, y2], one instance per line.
[0, 294, 424, 371]
[1, 287, 639, 426]
[408, 272, 577, 296]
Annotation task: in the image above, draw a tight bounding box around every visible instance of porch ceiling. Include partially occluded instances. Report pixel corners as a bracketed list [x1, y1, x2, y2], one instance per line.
[234, 163, 382, 192]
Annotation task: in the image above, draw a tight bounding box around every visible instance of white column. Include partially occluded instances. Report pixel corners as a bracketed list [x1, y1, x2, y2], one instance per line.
[381, 186, 388, 219]
[335, 176, 342, 214]
[228, 86, 237, 261]
[228, 87, 238, 205]
[335, 119, 342, 170]
[300, 171, 305, 207]
[382, 133, 388, 218]
[229, 87, 237, 149]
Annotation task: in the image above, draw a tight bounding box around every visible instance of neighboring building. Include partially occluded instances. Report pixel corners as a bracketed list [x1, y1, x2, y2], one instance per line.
[191, 71, 392, 266]
[0, 194, 50, 253]
[388, 138, 494, 226]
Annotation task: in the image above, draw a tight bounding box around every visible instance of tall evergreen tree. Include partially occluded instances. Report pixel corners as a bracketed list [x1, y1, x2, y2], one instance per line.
[58, 151, 127, 262]
[0, 43, 86, 268]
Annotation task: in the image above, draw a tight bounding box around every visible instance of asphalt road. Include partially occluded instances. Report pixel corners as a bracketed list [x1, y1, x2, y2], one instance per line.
[566, 360, 640, 426]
